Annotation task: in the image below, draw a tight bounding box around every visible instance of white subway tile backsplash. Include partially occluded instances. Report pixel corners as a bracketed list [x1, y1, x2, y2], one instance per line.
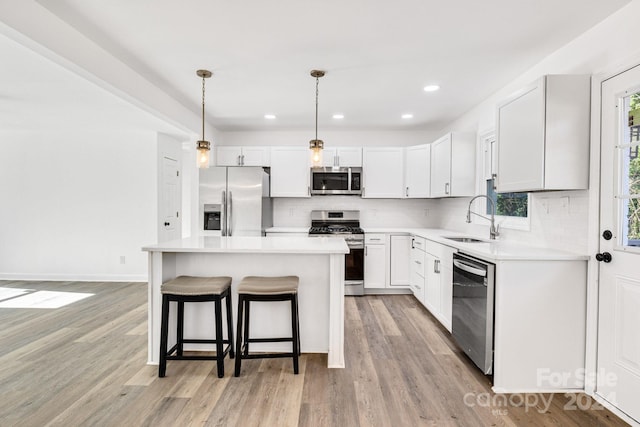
[273, 197, 438, 228]
[273, 190, 590, 255]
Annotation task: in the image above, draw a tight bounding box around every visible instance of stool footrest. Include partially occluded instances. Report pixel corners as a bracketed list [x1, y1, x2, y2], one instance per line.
[241, 353, 296, 360]
[246, 337, 294, 343]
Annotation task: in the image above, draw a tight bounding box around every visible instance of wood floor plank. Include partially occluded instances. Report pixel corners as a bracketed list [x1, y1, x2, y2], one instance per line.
[368, 297, 402, 336]
[0, 282, 631, 427]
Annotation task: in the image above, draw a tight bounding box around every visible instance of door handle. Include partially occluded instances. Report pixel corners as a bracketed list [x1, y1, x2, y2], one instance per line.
[228, 191, 233, 236]
[595, 252, 612, 263]
[221, 191, 227, 236]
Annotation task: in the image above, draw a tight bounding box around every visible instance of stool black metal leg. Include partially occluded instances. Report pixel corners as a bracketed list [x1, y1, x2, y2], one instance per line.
[214, 297, 224, 378]
[243, 299, 251, 357]
[234, 295, 244, 377]
[159, 294, 170, 377]
[291, 295, 299, 374]
[177, 300, 184, 356]
[225, 290, 234, 359]
[295, 294, 301, 356]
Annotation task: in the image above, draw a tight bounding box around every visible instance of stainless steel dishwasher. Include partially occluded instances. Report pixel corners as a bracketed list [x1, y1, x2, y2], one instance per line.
[451, 253, 495, 375]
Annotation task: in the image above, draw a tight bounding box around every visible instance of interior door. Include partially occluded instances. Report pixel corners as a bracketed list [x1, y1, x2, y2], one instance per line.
[159, 156, 181, 242]
[597, 64, 640, 423]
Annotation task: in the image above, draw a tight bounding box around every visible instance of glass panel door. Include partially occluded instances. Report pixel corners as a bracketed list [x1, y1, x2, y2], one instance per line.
[618, 91, 640, 248]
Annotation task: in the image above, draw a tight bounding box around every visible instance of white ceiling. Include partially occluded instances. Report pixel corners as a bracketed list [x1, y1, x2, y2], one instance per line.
[0, 32, 189, 134]
[2, 0, 632, 133]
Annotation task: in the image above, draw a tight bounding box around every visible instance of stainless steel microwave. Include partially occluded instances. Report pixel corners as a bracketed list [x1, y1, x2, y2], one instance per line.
[310, 167, 362, 195]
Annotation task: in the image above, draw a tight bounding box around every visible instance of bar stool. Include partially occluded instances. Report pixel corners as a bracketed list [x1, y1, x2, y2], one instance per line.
[234, 276, 300, 376]
[159, 276, 234, 378]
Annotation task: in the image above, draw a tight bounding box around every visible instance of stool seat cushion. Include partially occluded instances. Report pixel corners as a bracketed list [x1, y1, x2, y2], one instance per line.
[161, 276, 232, 296]
[238, 276, 299, 295]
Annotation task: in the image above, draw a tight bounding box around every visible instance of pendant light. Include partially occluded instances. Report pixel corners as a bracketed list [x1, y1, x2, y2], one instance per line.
[196, 69, 212, 168]
[309, 70, 325, 168]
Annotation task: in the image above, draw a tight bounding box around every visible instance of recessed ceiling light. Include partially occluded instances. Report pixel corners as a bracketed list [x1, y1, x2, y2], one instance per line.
[333, 114, 344, 119]
[264, 114, 276, 119]
[423, 85, 440, 92]
[402, 113, 414, 119]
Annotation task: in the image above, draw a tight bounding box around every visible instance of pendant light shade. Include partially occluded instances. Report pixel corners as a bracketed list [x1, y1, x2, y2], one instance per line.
[309, 70, 325, 168]
[196, 69, 212, 168]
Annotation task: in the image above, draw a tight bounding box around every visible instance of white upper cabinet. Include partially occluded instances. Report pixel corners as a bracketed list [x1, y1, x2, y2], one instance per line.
[496, 74, 590, 192]
[430, 132, 476, 198]
[270, 147, 310, 197]
[362, 147, 404, 198]
[216, 146, 270, 167]
[404, 144, 431, 198]
[317, 147, 362, 167]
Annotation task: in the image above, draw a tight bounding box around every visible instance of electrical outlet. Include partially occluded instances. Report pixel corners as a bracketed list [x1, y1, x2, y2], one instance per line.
[119, 256, 126, 264]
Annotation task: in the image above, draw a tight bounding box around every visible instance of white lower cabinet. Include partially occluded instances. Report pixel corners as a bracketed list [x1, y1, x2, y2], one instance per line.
[390, 235, 410, 287]
[364, 234, 387, 289]
[410, 236, 456, 332]
[409, 236, 426, 303]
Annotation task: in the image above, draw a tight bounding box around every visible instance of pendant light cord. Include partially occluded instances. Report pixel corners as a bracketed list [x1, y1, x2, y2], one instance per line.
[315, 76, 319, 141]
[201, 75, 206, 141]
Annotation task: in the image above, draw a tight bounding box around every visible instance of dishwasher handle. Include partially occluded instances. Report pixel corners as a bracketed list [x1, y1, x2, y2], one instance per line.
[453, 259, 487, 277]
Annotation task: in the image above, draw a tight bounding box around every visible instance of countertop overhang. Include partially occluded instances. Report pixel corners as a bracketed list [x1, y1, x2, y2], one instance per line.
[142, 235, 350, 254]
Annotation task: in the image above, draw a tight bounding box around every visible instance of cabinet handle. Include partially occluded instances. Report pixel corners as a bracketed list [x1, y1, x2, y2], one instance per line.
[237, 155, 241, 166]
[434, 259, 440, 273]
[369, 238, 381, 241]
[445, 183, 450, 195]
[241, 154, 245, 166]
[492, 173, 497, 190]
[414, 260, 422, 265]
[411, 238, 415, 249]
[406, 187, 409, 197]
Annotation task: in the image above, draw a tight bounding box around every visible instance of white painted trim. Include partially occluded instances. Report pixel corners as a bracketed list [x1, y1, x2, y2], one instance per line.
[585, 53, 640, 421]
[0, 273, 146, 282]
[472, 129, 531, 231]
[327, 253, 346, 368]
[593, 393, 640, 427]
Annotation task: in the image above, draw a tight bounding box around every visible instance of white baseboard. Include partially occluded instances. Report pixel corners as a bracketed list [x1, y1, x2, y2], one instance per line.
[0, 273, 147, 282]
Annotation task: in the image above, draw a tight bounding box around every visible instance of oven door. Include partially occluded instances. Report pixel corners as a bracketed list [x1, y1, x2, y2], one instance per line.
[345, 241, 364, 296]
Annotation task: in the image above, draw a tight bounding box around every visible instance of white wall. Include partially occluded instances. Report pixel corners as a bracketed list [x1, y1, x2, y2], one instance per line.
[0, 130, 159, 281]
[433, 0, 640, 253]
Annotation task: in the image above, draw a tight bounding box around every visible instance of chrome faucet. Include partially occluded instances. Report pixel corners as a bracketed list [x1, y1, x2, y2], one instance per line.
[466, 195, 500, 240]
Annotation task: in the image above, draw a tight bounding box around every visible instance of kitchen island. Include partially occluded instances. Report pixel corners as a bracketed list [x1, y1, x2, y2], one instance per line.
[142, 236, 349, 368]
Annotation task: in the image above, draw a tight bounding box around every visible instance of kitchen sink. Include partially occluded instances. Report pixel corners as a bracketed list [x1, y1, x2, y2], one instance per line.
[443, 236, 485, 243]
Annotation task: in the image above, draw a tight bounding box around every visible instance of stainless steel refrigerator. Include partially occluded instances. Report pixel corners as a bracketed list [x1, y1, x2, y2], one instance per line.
[199, 167, 272, 236]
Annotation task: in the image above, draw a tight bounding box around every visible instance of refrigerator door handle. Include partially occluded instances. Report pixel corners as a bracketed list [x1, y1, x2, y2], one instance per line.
[228, 191, 233, 236]
[221, 191, 227, 236]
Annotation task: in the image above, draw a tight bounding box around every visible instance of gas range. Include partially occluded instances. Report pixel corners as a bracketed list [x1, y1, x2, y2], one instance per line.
[308, 210, 364, 296]
[308, 210, 364, 240]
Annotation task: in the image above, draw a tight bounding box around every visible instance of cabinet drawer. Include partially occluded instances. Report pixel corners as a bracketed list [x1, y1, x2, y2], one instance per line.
[365, 233, 386, 244]
[411, 236, 426, 251]
[410, 248, 425, 277]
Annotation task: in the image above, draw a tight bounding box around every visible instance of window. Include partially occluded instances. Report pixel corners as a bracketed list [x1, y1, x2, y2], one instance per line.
[486, 179, 528, 217]
[478, 131, 530, 229]
[620, 92, 640, 247]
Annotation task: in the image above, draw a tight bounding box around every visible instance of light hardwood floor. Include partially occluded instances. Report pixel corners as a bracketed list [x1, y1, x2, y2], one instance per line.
[0, 280, 629, 426]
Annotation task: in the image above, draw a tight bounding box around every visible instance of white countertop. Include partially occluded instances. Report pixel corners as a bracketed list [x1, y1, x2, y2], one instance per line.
[364, 227, 588, 261]
[142, 235, 349, 254]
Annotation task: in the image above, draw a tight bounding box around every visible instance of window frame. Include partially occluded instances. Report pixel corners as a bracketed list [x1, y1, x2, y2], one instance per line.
[473, 130, 531, 231]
